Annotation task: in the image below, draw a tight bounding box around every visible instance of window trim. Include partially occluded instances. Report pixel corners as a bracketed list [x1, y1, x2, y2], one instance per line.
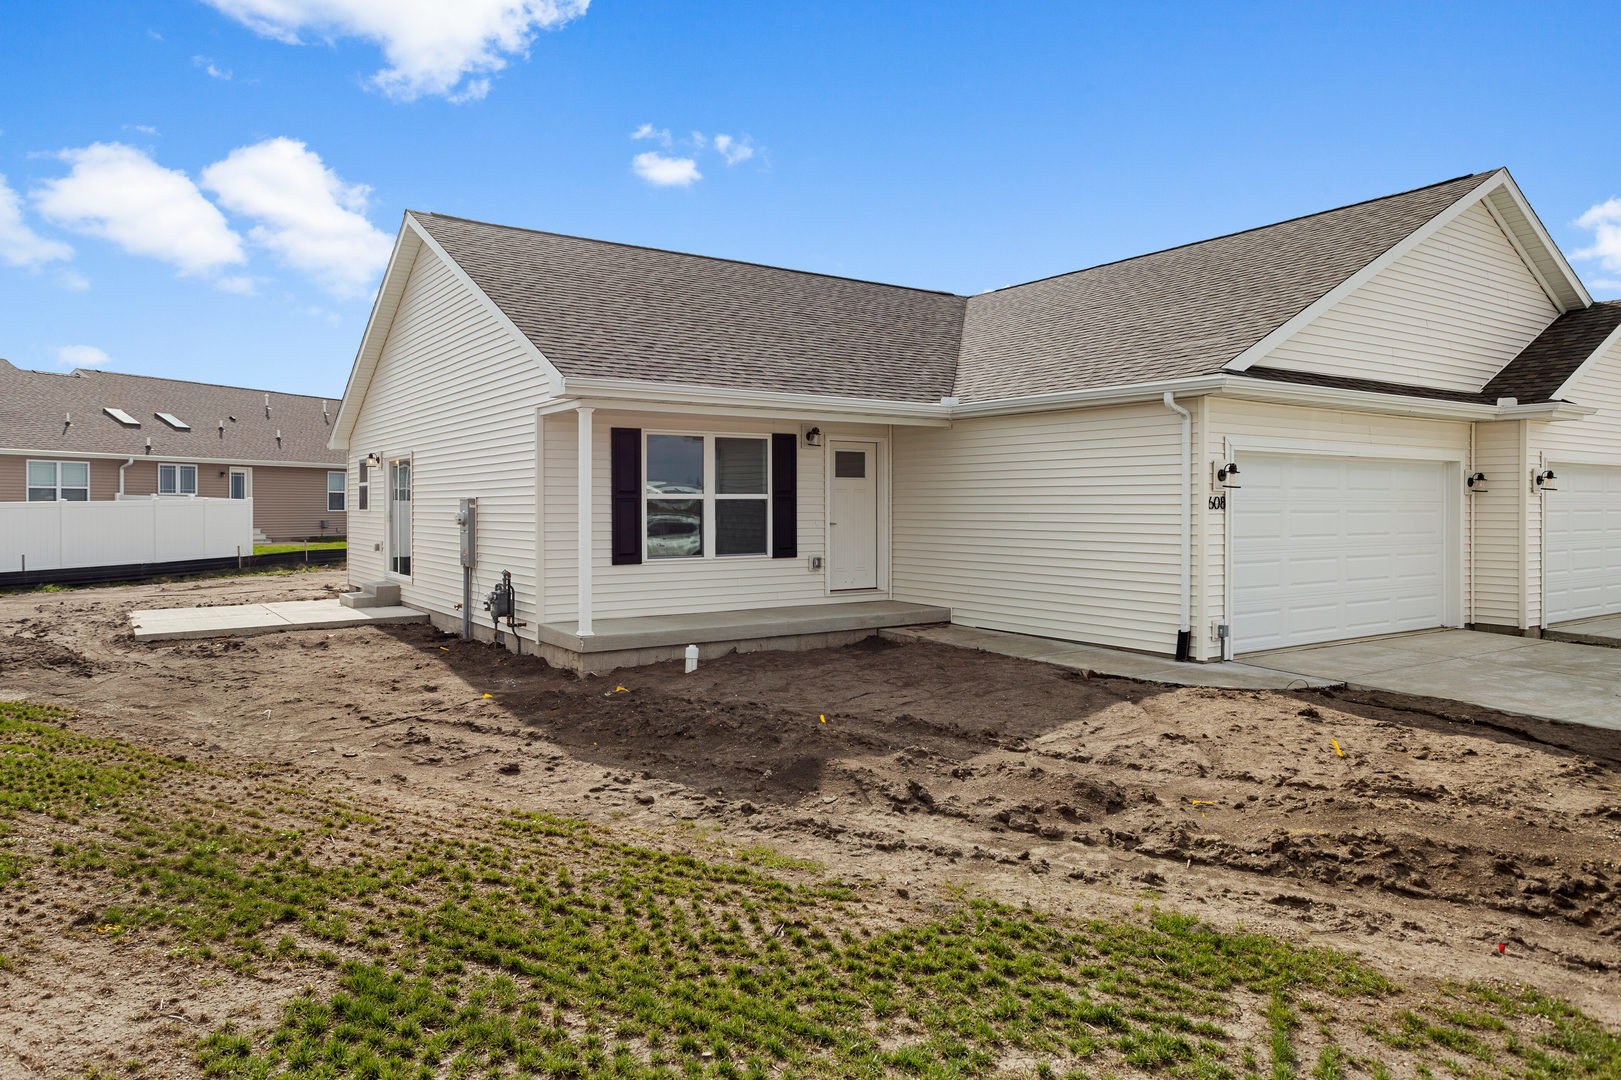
[642, 430, 772, 561]
[157, 462, 198, 496]
[327, 470, 347, 512]
[26, 459, 91, 502]
[228, 467, 251, 500]
[356, 460, 369, 512]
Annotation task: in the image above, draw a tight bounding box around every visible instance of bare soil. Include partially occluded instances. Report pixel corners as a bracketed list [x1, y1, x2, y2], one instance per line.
[2, 571, 1618, 1076]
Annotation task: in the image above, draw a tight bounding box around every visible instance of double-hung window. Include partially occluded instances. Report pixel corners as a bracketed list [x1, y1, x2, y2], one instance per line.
[26, 460, 89, 501]
[327, 470, 347, 512]
[644, 434, 770, 559]
[158, 463, 197, 495]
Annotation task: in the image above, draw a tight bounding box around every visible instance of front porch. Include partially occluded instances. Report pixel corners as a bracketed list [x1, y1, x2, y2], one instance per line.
[536, 600, 949, 675]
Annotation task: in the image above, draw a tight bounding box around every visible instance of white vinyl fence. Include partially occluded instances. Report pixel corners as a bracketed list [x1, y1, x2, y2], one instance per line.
[0, 497, 254, 573]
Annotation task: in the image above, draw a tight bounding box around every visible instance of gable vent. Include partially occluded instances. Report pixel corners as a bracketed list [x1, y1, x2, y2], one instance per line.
[103, 407, 140, 427]
[155, 412, 191, 431]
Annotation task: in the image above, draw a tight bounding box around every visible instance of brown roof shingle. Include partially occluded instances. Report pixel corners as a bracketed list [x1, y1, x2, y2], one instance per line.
[0, 361, 343, 463]
[1482, 300, 1621, 403]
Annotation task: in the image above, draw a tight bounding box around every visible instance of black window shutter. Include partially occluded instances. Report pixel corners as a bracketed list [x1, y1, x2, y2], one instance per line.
[610, 427, 642, 565]
[771, 432, 798, 559]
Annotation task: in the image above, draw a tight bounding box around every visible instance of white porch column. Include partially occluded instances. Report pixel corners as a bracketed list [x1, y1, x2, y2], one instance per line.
[576, 406, 595, 637]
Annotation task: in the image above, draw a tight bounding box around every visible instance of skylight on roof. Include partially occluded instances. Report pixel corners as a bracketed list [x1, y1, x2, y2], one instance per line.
[155, 412, 191, 431]
[103, 407, 140, 427]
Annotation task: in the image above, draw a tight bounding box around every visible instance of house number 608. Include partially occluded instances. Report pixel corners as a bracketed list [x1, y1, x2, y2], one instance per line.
[1208, 495, 1227, 511]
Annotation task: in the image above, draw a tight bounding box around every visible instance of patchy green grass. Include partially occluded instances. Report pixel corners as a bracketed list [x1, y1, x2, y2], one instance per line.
[252, 540, 347, 555]
[6, 700, 1619, 1080]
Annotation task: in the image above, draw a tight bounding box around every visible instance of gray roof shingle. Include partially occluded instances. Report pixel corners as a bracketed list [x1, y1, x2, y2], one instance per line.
[412, 215, 966, 402]
[0, 361, 343, 463]
[410, 171, 1597, 408]
[1482, 300, 1621, 403]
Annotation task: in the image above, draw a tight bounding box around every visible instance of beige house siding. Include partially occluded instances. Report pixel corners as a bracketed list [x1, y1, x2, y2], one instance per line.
[248, 465, 346, 541]
[0, 454, 115, 501]
[1200, 397, 1473, 657]
[1258, 202, 1558, 391]
[342, 244, 548, 636]
[890, 402, 1185, 657]
[542, 410, 889, 623]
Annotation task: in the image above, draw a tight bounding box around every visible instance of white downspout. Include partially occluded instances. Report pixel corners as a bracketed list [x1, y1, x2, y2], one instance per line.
[117, 457, 135, 497]
[576, 406, 595, 638]
[1163, 393, 1193, 662]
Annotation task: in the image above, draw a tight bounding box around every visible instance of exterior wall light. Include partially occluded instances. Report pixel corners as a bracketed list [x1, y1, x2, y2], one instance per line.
[1214, 462, 1241, 489]
[1466, 472, 1489, 493]
[366, 452, 383, 468]
[803, 426, 822, 447]
[1534, 468, 1557, 492]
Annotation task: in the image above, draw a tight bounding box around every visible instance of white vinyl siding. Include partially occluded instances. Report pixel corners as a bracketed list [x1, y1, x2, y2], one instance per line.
[891, 402, 1184, 656]
[1469, 421, 1530, 628]
[1259, 202, 1558, 392]
[543, 411, 888, 622]
[343, 245, 548, 633]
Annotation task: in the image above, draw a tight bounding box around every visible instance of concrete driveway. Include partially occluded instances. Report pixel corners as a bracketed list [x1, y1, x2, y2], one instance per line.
[1246, 629, 1621, 731]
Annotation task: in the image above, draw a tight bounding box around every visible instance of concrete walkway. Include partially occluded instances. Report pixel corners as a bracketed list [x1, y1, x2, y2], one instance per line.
[881, 624, 1339, 690]
[1246, 629, 1621, 731]
[1545, 614, 1621, 648]
[132, 598, 428, 641]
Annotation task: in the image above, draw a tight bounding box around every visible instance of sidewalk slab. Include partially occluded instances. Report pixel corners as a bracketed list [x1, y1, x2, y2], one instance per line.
[1545, 614, 1621, 648]
[132, 598, 428, 641]
[880, 624, 1339, 690]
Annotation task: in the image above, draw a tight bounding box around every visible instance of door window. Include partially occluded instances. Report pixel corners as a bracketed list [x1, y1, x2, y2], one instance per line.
[389, 460, 412, 576]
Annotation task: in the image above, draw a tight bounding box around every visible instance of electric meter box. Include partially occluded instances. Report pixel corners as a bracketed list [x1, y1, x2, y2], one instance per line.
[457, 498, 477, 567]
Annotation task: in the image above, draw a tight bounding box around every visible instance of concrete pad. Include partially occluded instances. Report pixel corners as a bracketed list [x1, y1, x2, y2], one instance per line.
[131, 599, 428, 641]
[540, 600, 949, 653]
[1245, 629, 1621, 731]
[1545, 614, 1621, 648]
[882, 625, 1340, 690]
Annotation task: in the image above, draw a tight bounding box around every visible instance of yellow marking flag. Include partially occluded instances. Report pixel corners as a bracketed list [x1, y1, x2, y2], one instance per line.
[1331, 738, 1344, 757]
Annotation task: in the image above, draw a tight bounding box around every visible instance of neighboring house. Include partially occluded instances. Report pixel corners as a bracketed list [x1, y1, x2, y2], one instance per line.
[330, 167, 1621, 672]
[0, 362, 348, 543]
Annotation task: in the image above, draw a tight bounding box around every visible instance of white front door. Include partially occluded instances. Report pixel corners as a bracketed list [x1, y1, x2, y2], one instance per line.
[388, 458, 412, 577]
[229, 468, 251, 500]
[1233, 453, 1451, 652]
[1544, 464, 1621, 624]
[828, 441, 878, 591]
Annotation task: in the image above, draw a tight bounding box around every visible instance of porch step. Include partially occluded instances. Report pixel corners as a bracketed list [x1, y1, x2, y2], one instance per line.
[340, 581, 402, 609]
[251, 529, 271, 544]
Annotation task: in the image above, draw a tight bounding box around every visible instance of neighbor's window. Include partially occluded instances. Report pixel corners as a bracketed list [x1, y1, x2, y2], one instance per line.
[158, 463, 197, 496]
[644, 433, 769, 559]
[356, 460, 369, 511]
[26, 460, 89, 502]
[327, 470, 346, 512]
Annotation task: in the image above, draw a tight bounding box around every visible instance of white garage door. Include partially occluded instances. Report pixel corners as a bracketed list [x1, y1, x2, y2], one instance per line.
[1234, 454, 1450, 652]
[1544, 465, 1621, 624]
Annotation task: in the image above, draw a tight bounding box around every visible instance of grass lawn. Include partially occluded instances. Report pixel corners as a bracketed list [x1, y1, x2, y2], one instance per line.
[3, 699, 1616, 1080]
[252, 540, 348, 555]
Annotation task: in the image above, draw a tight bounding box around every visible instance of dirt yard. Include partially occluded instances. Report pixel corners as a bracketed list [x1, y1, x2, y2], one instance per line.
[2, 571, 1618, 1076]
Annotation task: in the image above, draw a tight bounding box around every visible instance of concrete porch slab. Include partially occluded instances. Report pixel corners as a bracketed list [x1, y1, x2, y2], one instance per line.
[539, 600, 949, 654]
[1545, 614, 1621, 648]
[132, 598, 429, 641]
[881, 624, 1340, 690]
[1245, 629, 1621, 731]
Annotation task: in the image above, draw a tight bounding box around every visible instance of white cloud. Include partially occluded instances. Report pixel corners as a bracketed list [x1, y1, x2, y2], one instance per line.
[201, 136, 391, 298]
[0, 174, 74, 268]
[125, 124, 162, 136]
[32, 143, 245, 276]
[713, 133, 755, 166]
[215, 274, 258, 295]
[1575, 197, 1621, 275]
[631, 123, 671, 147]
[56, 269, 90, 291]
[203, 0, 589, 101]
[57, 344, 112, 369]
[632, 151, 700, 188]
[193, 55, 234, 79]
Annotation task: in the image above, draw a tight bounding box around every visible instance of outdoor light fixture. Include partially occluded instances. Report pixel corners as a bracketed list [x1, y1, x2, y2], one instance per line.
[1215, 461, 1241, 489]
[803, 426, 823, 447]
[1534, 468, 1558, 492]
[366, 452, 383, 468]
[1466, 472, 1489, 493]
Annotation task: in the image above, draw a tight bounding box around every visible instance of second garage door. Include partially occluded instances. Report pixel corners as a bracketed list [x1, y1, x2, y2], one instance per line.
[1543, 464, 1621, 624]
[1234, 454, 1451, 652]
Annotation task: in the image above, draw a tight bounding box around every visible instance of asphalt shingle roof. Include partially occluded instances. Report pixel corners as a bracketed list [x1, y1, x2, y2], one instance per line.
[1483, 300, 1621, 403]
[408, 171, 1611, 409]
[0, 361, 343, 463]
[412, 215, 967, 403]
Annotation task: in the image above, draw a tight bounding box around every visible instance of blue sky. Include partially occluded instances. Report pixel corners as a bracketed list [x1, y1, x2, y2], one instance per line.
[1, 1, 1618, 398]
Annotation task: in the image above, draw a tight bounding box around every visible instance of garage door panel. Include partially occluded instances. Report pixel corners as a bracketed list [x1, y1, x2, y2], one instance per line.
[1545, 465, 1621, 623]
[1235, 454, 1450, 652]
